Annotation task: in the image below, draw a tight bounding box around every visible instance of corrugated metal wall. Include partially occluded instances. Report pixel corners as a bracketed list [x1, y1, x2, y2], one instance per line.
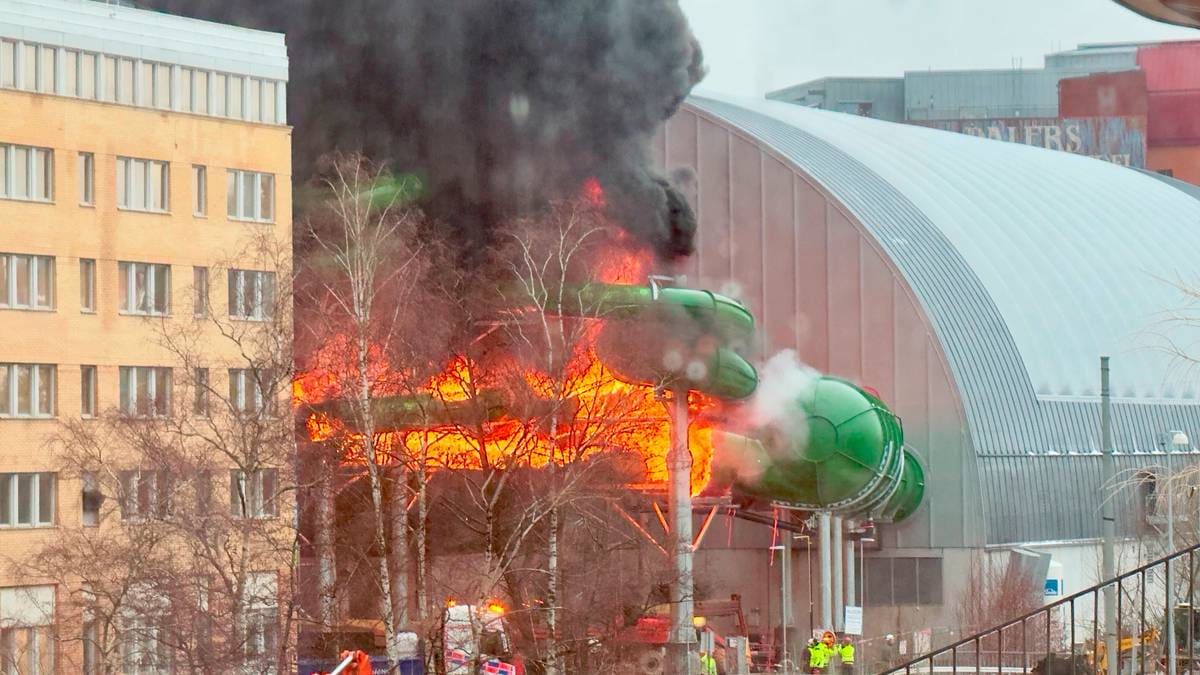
[1045, 47, 1138, 73]
[1136, 40, 1200, 91]
[905, 69, 1080, 120]
[823, 79, 905, 122]
[654, 107, 978, 550]
[1058, 70, 1148, 118]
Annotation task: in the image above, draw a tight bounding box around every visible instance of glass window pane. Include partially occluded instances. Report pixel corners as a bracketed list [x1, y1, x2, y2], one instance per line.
[64, 50, 77, 96]
[80, 259, 94, 311]
[38, 474, 52, 523]
[259, 174, 274, 221]
[116, 159, 127, 207]
[160, 163, 169, 210]
[249, 78, 261, 122]
[16, 474, 32, 523]
[81, 367, 95, 416]
[179, 68, 192, 112]
[12, 146, 28, 198]
[130, 159, 146, 209]
[134, 263, 149, 313]
[35, 257, 51, 308]
[193, 267, 207, 315]
[149, 162, 163, 210]
[892, 558, 918, 605]
[118, 262, 129, 311]
[154, 64, 169, 109]
[865, 558, 891, 606]
[193, 165, 206, 215]
[118, 58, 134, 104]
[136, 368, 151, 415]
[0, 255, 8, 306]
[153, 265, 169, 314]
[917, 558, 943, 605]
[119, 367, 130, 412]
[228, 270, 239, 316]
[228, 75, 243, 118]
[14, 256, 29, 306]
[0, 366, 8, 416]
[22, 44, 36, 90]
[155, 369, 170, 415]
[0, 475, 9, 524]
[80, 52, 95, 99]
[227, 170, 238, 217]
[102, 56, 116, 101]
[0, 145, 7, 196]
[16, 365, 31, 415]
[37, 365, 53, 415]
[138, 61, 152, 106]
[0, 41, 13, 88]
[33, 148, 51, 200]
[242, 172, 255, 219]
[194, 70, 208, 114]
[38, 46, 54, 93]
[262, 81, 276, 124]
[212, 73, 226, 116]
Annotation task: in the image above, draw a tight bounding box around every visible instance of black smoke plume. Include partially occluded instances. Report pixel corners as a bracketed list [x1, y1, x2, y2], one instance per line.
[143, 0, 704, 259]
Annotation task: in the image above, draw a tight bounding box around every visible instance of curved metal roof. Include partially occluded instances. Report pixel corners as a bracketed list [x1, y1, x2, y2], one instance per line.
[690, 93, 1200, 543]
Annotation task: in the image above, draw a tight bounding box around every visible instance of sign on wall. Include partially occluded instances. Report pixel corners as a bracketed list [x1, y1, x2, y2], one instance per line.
[911, 116, 1147, 168]
[844, 606, 863, 635]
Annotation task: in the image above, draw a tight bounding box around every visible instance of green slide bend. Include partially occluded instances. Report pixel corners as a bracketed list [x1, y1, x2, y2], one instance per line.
[713, 376, 926, 522]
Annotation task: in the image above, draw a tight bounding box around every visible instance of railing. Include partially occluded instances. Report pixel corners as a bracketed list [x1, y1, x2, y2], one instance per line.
[886, 541, 1200, 674]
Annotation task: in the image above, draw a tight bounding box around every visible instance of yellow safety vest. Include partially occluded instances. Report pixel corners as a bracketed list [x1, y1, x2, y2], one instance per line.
[807, 644, 823, 668]
[840, 644, 855, 663]
[699, 653, 718, 675]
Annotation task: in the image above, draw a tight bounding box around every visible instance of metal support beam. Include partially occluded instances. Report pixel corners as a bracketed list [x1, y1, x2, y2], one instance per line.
[666, 386, 696, 675]
[819, 512, 833, 629]
[1101, 356, 1118, 675]
[832, 516, 844, 631]
[845, 532, 856, 608]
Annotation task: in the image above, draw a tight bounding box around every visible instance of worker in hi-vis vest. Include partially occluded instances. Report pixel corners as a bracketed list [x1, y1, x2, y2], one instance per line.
[838, 637, 855, 673]
[806, 638, 828, 673]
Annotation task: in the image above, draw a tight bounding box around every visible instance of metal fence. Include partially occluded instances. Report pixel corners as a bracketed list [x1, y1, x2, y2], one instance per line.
[887, 541, 1200, 674]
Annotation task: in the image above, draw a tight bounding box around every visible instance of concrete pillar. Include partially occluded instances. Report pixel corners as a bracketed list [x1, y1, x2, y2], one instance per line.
[819, 512, 833, 629]
[666, 386, 695, 675]
[832, 516, 844, 631]
[845, 536, 856, 608]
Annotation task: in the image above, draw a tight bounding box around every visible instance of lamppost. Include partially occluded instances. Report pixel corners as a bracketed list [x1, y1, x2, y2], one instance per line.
[1163, 430, 1190, 675]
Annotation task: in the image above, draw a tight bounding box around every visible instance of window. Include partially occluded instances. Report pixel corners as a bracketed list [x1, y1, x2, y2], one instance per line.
[77, 152, 94, 205]
[138, 61, 152, 106]
[194, 70, 208, 114]
[248, 78, 262, 122]
[193, 266, 208, 316]
[80, 366, 96, 417]
[80, 258, 95, 312]
[0, 40, 13, 88]
[242, 572, 278, 665]
[229, 368, 275, 415]
[80, 52, 96, 99]
[0, 253, 54, 310]
[1, 144, 53, 201]
[212, 73, 226, 116]
[81, 472, 101, 527]
[228, 75, 243, 118]
[864, 556, 943, 606]
[0, 364, 56, 417]
[64, 49, 78, 96]
[20, 44, 34, 90]
[0, 474, 55, 526]
[193, 368, 209, 417]
[101, 55, 116, 101]
[192, 165, 206, 216]
[227, 269, 275, 320]
[117, 57, 134, 104]
[226, 170, 274, 221]
[121, 613, 173, 675]
[118, 366, 171, 418]
[119, 470, 172, 520]
[0, 586, 56, 674]
[262, 80, 277, 124]
[153, 63, 170, 109]
[37, 45, 54, 93]
[117, 157, 169, 212]
[179, 68, 193, 112]
[119, 262, 170, 315]
[230, 469, 278, 518]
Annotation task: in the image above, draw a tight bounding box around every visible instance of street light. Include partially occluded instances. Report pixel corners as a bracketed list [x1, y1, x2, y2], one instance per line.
[1163, 430, 1190, 675]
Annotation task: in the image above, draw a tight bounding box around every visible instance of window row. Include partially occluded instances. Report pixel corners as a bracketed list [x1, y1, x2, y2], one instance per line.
[2, 143, 276, 222]
[0, 38, 286, 124]
[2, 364, 279, 419]
[1, 256, 275, 319]
[0, 469, 279, 529]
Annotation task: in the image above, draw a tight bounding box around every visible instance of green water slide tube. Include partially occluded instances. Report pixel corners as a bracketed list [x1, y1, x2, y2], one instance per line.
[549, 282, 758, 401]
[713, 376, 926, 522]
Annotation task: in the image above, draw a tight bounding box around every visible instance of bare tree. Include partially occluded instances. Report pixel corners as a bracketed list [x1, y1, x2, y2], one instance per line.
[13, 232, 299, 674]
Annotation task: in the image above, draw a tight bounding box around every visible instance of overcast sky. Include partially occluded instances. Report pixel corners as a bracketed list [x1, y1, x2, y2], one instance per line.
[679, 0, 1198, 98]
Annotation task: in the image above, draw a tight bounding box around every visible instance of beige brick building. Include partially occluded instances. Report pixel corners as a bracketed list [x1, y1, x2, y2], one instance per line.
[0, 0, 291, 670]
